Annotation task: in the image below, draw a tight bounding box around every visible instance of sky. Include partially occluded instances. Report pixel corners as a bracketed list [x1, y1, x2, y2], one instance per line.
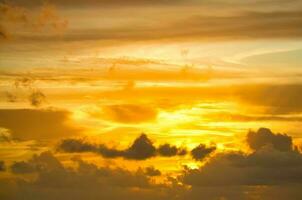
[1, 0, 302, 199]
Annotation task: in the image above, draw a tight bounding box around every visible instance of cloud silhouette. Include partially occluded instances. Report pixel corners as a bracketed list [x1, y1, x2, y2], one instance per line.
[158, 144, 187, 157]
[59, 134, 157, 160]
[247, 128, 292, 152]
[4, 151, 175, 200]
[183, 128, 302, 188]
[191, 144, 216, 161]
[59, 134, 193, 160]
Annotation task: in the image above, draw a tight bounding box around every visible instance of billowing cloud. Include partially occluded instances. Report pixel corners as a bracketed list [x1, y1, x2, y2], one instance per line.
[102, 104, 158, 123]
[4, 128, 302, 199]
[122, 134, 156, 160]
[191, 144, 216, 161]
[182, 128, 302, 188]
[4, 151, 177, 200]
[247, 128, 293, 152]
[59, 134, 192, 160]
[0, 109, 81, 140]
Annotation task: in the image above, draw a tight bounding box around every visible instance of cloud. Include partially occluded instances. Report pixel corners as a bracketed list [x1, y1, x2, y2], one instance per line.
[59, 134, 157, 160]
[203, 112, 302, 122]
[14, 77, 35, 88]
[182, 128, 302, 188]
[11, 161, 37, 174]
[4, 151, 178, 200]
[247, 128, 293, 152]
[0, 2, 68, 40]
[18, 9, 302, 42]
[101, 104, 158, 123]
[4, 128, 302, 199]
[5, 91, 17, 103]
[122, 134, 157, 160]
[59, 134, 193, 160]
[0, 161, 5, 171]
[157, 144, 187, 157]
[58, 138, 97, 152]
[0, 109, 81, 140]
[144, 166, 161, 177]
[190, 144, 216, 161]
[29, 90, 46, 107]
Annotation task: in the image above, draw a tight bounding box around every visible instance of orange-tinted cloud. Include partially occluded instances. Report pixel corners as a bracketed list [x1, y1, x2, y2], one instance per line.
[101, 104, 158, 124]
[0, 109, 81, 140]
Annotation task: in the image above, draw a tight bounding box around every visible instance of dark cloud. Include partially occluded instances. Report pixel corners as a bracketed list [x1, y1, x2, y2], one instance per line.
[59, 134, 191, 160]
[182, 128, 302, 189]
[58, 138, 97, 152]
[102, 104, 158, 124]
[4, 128, 302, 199]
[183, 147, 302, 187]
[11, 161, 36, 174]
[191, 144, 216, 161]
[4, 151, 178, 200]
[0, 109, 81, 140]
[144, 166, 161, 177]
[0, 161, 5, 171]
[247, 128, 293, 152]
[157, 144, 187, 157]
[123, 134, 156, 160]
[59, 134, 157, 160]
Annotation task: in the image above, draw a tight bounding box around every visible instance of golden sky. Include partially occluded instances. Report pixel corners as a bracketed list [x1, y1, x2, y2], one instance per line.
[1, 0, 302, 199]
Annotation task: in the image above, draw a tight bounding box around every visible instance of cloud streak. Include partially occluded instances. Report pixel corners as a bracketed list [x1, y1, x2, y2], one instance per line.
[0, 109, 81, 140]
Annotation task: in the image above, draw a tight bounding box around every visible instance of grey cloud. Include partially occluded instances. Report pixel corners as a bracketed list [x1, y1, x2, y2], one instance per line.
[144, 166, 161, 177]
[11, 151, 64, 174]
[59, 134, 192, 160]
[247, 128, 293, 152]
[122, 134, 156, 160]
[11, 161, 36, 174]
[191, 144, 216, 161]
[182, 128, 302, 188]
[59, 134, 157, 160]
[157, 144, 187, 157]
[4, 151, 177, 200]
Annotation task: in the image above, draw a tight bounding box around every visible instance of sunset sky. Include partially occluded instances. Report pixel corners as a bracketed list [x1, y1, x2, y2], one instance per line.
[1, 0, 302, 199]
